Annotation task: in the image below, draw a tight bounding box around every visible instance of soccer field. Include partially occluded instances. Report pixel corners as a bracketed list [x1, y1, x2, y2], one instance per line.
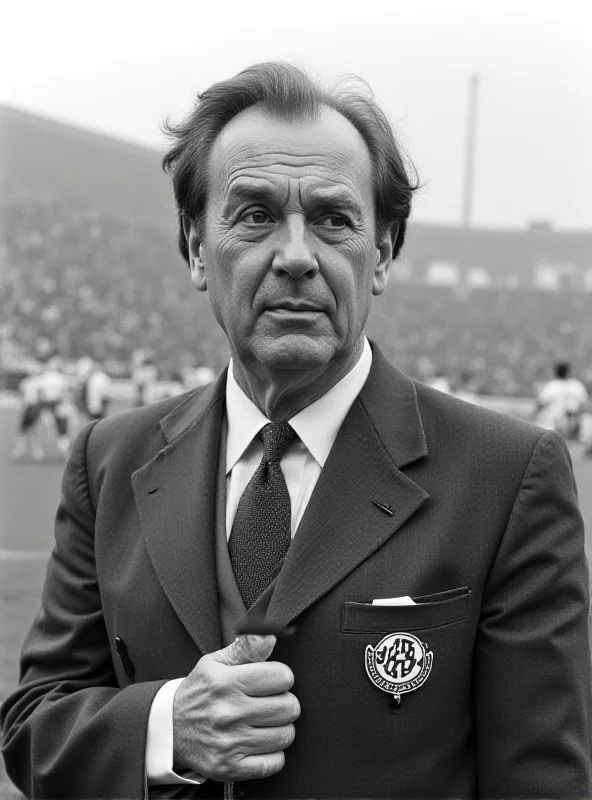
[1, 404, 592, 796]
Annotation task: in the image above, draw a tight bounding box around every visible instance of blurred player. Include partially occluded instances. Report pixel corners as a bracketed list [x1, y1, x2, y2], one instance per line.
[454, 371, 480, 405]
[12, 363, 43, 460]
[181, 364, 216, 390]
[580, 398, 592, 457]
[75, 357, 112, 422]
[427, 369, 452, 395]
[12, 356, 71, 460]
[417, 359, 452, 394]
[534, 361, 589, 437]
[131, 349, 159, 406]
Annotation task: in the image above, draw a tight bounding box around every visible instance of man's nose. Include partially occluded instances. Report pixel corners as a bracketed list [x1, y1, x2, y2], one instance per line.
[272, 216, 319, 279]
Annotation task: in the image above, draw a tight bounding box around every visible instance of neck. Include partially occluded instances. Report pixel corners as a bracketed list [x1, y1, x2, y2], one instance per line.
[232, 338, 365, 421]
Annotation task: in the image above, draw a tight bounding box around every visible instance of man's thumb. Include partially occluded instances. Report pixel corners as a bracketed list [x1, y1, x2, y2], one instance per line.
[211, 634, 277, 666]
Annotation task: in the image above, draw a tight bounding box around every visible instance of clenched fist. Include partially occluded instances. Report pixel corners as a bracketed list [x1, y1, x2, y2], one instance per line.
[172, 634, 300, 781]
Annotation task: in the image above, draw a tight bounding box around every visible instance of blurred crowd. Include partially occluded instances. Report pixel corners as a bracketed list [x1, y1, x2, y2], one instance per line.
[367, 281, 592, 398]
[2, 190, 592, 401]
[0, 190, 228, 381]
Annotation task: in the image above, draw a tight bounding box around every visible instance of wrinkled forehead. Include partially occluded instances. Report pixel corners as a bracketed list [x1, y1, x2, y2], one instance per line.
[208, 106, 374, 207]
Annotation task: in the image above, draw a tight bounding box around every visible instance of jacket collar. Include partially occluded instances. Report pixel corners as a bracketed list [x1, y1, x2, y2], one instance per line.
[159, 366, 228, 445]
[158, 338, 427, 467]
[357, 340, 428, 468]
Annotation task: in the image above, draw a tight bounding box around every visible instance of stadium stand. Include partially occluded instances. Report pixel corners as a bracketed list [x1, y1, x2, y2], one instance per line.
[367, 280, 592, 396]
[0, 190, 229, 381]
[2, 189, 592, 397]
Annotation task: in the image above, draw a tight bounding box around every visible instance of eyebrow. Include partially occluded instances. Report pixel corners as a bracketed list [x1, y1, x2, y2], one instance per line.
[223, 181, 281, 209]
[223, 181, 363, 216]
[308, 187, 363, 216]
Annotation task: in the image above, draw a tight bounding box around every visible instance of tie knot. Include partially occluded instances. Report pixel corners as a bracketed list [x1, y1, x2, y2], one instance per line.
[260, 422, 296, 463]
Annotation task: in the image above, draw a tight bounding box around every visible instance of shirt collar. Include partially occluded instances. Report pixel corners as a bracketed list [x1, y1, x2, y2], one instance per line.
[225, 336, 373, 473]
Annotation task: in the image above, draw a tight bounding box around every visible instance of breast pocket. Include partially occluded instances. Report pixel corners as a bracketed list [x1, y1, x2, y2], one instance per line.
[341, 586, 471, 633]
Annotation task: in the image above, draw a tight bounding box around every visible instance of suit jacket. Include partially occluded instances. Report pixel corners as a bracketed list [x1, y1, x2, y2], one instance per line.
[2, 341, 591, 799]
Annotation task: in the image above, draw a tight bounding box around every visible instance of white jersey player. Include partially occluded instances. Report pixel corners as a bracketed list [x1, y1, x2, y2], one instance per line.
[74, 357, 113, 421]
[534, 362, 589, 436]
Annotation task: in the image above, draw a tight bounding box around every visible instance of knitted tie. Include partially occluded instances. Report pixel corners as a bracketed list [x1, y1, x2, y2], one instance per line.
[229, 422, 296, 608]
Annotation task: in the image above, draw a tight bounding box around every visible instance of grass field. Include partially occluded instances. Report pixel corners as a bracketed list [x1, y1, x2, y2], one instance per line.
[1, 402, 592, 797]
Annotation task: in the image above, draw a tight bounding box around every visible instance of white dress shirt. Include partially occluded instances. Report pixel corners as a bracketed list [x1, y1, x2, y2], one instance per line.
[146, 337, 373, 786]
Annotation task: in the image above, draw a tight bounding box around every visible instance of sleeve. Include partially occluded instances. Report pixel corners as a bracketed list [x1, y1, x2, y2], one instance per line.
[0, 423, 167, 799]
[146, 679, 205, 786]
[475, 430, 592, 798]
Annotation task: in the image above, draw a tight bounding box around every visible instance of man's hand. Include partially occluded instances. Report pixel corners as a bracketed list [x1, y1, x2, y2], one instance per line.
[172, 634, 300, 782]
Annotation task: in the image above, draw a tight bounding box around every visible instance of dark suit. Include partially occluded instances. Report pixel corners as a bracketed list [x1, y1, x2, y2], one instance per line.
[2, 341, 591, 798]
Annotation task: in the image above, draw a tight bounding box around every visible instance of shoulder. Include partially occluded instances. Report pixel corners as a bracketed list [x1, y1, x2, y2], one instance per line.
[411, 380, 577, 503]
[537, 380, 556, 396]
[413, 379, 546, 458]
[571, 379, 588, 393]
[85, 387, 206, 466]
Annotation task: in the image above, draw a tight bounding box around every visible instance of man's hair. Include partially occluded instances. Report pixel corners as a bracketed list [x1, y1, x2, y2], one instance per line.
[161, 61, 418, 265]
[555, 362, 570, 379]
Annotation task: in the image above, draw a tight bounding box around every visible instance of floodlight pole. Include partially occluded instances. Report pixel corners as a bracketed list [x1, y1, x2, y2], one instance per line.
[462, 73, 480, 228]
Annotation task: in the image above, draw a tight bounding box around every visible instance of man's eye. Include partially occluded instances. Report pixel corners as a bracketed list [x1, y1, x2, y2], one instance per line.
[240, 209, 272, 225]
[317, 215, 350, 229]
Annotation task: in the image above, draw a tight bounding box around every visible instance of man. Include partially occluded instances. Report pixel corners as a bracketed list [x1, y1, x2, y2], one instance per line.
[581, 397, 592, 457]
[2, 62, 591, 799]
[12, 361, 43, 461]
[422, 365, 453, 395]
[454, 371, 480, 405]
[534, 361, 589, 437]
[74, 356, 113, 423]
[131, 349, 160, 406]
[11, 355, 71, 461]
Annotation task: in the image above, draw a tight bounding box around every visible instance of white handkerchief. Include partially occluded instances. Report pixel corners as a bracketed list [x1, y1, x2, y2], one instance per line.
[371, 596, 416, 606]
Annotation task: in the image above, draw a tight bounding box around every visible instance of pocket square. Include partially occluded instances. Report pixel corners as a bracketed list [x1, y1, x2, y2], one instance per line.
[371, 595, 416, 606]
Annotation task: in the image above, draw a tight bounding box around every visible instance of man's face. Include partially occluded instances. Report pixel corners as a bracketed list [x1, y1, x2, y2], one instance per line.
[185, 106, 393, 373]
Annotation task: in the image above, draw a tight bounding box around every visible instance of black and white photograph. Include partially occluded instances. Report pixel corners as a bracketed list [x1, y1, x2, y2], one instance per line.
[1, 1, 591, 797]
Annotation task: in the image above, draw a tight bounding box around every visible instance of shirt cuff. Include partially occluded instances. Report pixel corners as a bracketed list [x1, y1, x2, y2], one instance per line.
[145, 677, 206, 785]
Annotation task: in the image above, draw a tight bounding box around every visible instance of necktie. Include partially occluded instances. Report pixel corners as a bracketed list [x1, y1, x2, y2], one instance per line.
[229, 422, 296, 608]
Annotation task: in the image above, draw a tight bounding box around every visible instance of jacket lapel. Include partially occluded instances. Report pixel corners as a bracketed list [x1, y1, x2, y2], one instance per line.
[267, 343, 429, 627]
[131, 342, 429, 645]
[132, 370, 228, 655]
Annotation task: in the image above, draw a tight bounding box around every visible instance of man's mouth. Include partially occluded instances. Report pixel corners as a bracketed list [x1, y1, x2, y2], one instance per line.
[266, 301, 324, 312]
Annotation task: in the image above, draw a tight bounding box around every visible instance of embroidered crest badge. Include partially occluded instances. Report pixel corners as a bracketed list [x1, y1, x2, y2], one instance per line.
[365, 632, 433, 706]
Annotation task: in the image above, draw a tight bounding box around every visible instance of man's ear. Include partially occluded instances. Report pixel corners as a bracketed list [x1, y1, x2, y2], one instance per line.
[372, 221, 399, 296]
[183, 216, 207, 292]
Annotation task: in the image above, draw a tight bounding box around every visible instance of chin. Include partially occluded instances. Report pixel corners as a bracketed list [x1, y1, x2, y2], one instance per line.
[255, 334, 336, 371]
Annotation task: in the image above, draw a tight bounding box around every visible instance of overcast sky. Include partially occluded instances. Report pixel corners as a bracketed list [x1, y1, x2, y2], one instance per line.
[1, 0, 590, 230]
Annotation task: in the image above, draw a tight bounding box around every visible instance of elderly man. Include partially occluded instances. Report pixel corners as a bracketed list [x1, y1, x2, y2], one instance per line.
[2, 62, 591, 799]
